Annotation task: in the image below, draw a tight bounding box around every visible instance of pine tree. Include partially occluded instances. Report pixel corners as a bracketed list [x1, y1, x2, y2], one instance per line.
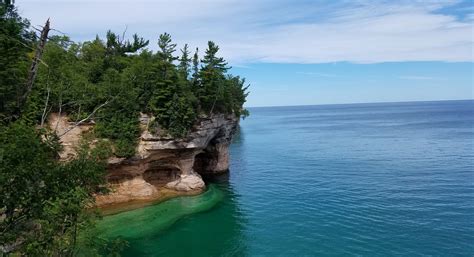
[199, 41, 230, 114]
[178, 43, 191, 79]
[192, 47, 199, 79]
[157, 32, 177, 63]
[105, 31, 148, 56]
[201, 41, 229, 73]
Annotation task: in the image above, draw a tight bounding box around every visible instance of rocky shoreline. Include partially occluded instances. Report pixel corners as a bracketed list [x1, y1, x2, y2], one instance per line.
[52, 113, 239, 213]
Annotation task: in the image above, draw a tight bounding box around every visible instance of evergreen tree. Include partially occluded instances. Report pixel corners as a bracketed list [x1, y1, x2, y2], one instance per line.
[199, 41, 229, 114]
[201, 41, 229, 73]
[178, 43, 191, 79]
[191, 47, 200, 87]
[149, 33, 193, 137]
[157, 32, 177, 63]
[105, 30, 149, 57]
[0, 1, 33, 123]
[192, 47, 199, 76]
[104, 30, 148, 72]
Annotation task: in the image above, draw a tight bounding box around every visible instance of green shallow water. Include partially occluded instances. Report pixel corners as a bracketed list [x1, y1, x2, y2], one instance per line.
[96, 182, 246, 256]
[96, 184, 224, 239]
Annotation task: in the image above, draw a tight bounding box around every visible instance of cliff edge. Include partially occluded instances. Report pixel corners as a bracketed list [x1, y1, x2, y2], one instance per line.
[50, 113, 238, 208]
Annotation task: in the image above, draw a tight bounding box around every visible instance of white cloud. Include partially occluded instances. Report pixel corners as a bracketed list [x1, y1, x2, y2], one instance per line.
[17, 0, 474, 64]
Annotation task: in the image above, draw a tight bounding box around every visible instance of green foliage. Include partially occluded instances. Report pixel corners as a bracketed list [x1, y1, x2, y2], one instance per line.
[2, 3, 249, 152]
[178, 43, 191, 79]
[0, 121, 57, 224]
[0, 2, 34, 123]
[0, 121, 110, 256]
[198, 41, 249, 116]
[77, 233, 129, 257]
[162, 92, 198, 137]
[192, 47, 200, 85]
[157, 32, 177, 62]
[22, 31, 248, 146]
[198, 41, 228, 113]
[105, 30, 149, 57]
[95, 111, 139, 158]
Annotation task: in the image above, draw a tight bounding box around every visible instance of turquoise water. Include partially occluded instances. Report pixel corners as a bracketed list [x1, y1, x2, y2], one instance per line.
[98, 100, 474, 256]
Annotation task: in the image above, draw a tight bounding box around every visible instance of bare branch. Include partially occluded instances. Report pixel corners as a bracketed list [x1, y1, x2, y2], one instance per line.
[40, 87, 51, 128]
[76, 104, 81, 123]
[50, 28, 69, 36]
[31, 25, 43, 33]
[58, 100, 110, 138]
[54, 94, 62, 132]
[120, 25, 128, 45]
[37, 58, 49, 68]
[20, 18, 51, 110]
[40, 69, 52, 128]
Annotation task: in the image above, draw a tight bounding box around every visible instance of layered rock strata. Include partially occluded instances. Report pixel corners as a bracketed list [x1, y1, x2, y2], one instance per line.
[51, 113, 238, 208]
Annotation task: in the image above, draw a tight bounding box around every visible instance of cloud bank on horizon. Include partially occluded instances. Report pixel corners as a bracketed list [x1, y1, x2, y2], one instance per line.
[18, 0, 473, 65]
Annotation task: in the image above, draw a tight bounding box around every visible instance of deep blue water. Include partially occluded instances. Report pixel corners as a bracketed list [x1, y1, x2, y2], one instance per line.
[101, 100, 474, 256]
[231, 100, 474, 256]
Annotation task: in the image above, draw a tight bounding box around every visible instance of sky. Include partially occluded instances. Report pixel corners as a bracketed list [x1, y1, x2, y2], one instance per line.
[17, 0, 474, 107]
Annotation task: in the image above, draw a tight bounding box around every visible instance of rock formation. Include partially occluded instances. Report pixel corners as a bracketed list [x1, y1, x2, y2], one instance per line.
[50, 113, 239, 208]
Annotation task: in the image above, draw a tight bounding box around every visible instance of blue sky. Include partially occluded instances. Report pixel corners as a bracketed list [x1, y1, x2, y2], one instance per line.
[18, 0, 473, 107]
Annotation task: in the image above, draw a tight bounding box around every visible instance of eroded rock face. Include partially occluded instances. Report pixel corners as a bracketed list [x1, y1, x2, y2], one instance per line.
[194, 142, 231, 174]
[48, 113, 93, 160]
[166, 172, 206, 192]
[95, 177, 158, 206]
[55, 113, 239, 207]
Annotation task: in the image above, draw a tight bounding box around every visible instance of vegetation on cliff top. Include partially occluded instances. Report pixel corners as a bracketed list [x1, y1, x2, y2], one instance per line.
[0, 0, 248, 255]
[1, 7, 249, 158]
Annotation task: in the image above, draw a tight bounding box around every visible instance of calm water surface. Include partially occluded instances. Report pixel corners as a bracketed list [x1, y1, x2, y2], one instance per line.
[97, 100, 474, 256]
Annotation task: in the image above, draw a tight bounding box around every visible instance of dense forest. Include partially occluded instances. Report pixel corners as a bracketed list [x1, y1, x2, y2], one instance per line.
[0, 1, 248, 255]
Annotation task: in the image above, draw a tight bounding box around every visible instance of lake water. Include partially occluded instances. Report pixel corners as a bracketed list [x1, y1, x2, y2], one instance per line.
[97, 100, 474, 256]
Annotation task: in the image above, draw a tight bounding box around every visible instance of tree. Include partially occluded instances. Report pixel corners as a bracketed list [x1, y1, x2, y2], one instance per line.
[148, 33, 198, 137]
[105, 30, 149, 57]
[21, 18, 50, 112]
[201, 41, 229, 73]
[178, 44, 191, 79]
[199, 41, 230, 114]
[0, 1, 33, 123]
[157, 32, 176, 63]
[191, 47, 200, 88]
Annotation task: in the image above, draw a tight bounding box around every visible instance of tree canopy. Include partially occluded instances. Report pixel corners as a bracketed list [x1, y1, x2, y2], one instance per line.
[12, 29, 249, 156]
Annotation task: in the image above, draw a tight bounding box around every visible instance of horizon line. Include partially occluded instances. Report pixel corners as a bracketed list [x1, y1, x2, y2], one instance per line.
[245, 98, 474, 109]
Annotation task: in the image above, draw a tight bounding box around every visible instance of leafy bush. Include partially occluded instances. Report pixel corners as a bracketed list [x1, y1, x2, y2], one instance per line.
[0, 121, 108, 255]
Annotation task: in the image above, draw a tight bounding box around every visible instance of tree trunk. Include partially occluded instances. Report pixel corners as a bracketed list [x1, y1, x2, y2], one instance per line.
[19, 18, 50, 110]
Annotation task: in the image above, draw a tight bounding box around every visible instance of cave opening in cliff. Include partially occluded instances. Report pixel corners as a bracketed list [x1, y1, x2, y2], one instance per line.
[193, 151, 213, 175]
[194, 128, 231, 179]
[143, 168, 180, 186]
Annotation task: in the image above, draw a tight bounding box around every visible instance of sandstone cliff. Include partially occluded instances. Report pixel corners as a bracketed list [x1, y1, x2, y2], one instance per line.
[49, 113, 238, 208]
